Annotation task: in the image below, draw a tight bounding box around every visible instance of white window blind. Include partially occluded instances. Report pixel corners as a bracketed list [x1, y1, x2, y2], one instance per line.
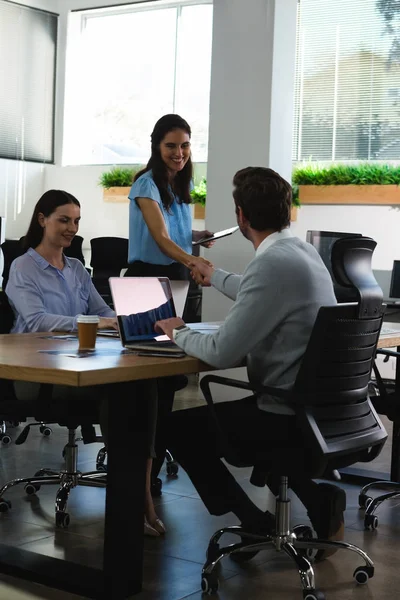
[293, 0, 400, 162]
[0, 0, 58, 163]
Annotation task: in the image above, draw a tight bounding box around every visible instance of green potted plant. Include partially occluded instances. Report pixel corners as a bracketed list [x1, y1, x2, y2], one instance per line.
[292, 163, 400, 205]
[190, 177, 207, 219]
[99, 166, 139, 203]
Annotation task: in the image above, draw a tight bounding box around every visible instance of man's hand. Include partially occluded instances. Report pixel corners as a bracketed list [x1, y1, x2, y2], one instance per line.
[189, 259, 215, 287]
[192, 230, 215, 248]
[98, 316, 119, 330]
[154, 317, 186, 341]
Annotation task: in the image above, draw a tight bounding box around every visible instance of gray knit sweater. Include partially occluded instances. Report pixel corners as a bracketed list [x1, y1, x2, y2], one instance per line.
[174, 231, 337, 414]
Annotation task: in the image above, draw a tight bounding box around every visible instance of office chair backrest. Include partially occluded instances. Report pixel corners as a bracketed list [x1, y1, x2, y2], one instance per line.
[331, 236, 383, 318]
[293, 302, 382, 406]
[90, 237, 129, 277]
[0, 291, 15, 334]
[294, 236, 384, 406]
[1, 239, 24, 291]
[64, 235, 85, 265]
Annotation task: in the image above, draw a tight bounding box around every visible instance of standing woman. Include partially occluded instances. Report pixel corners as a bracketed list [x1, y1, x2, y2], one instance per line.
[126, 113, 213, 280]
[126, 114, 213, 484]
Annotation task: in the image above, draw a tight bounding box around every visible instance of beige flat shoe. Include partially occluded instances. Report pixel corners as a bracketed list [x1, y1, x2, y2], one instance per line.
[144, 518, 160, 537]
[152, 518, 166, 535]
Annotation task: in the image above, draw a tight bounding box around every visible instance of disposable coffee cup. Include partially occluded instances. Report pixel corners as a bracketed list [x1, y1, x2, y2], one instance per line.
[77, 315, 100, 351]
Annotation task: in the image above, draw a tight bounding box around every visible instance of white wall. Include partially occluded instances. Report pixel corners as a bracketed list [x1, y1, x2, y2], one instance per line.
[203, 0, 298, 322]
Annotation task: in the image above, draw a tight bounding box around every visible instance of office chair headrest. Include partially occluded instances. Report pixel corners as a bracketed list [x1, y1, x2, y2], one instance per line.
[331, 236, 383, 319]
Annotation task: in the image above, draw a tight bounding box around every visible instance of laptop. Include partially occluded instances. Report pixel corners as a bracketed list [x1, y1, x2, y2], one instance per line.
[99, 279, 190, 339]
[109, 277, 198, 354]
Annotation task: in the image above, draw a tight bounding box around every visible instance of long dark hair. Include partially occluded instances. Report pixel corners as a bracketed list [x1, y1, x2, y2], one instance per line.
[134, 114, 193, 210]
[23, 190, 81, 250]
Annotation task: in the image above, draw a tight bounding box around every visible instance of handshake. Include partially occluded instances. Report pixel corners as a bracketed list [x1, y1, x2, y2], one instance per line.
[189, 256, 214, 287]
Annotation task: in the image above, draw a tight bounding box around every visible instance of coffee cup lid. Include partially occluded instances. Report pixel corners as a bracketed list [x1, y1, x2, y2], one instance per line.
[77, 315, 100, 324]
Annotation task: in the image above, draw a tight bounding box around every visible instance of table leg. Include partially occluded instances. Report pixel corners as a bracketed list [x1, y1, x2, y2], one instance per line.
[390, 346, 400, 482]
[102, 386, 149, 597]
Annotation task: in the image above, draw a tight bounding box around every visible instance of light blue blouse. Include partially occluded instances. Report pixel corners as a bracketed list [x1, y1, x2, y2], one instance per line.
[128, 170, 192, 265]
[6, 248, 114, 333]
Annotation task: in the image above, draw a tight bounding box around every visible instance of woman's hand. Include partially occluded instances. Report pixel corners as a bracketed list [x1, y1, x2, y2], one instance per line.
[98, 317, 119, 330]
[189, 255, 213, 270]
[192, 230, 215, 248]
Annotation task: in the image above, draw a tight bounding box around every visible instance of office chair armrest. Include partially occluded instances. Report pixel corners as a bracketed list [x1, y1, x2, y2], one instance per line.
[377, 349, 400, 359]
[200, 374, 292, 402]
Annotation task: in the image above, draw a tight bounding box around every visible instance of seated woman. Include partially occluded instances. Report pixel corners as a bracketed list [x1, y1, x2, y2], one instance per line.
[6, 189, 165, 537]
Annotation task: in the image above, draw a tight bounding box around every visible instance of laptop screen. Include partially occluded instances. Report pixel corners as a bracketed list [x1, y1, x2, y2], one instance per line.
[109, 277, 177, 343]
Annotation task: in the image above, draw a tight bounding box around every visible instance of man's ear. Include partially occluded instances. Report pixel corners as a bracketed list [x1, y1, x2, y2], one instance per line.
[237, 205, 248, 227]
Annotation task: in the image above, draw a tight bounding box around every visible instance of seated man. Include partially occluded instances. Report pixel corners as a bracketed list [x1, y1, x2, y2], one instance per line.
[155, 167, 344, 557]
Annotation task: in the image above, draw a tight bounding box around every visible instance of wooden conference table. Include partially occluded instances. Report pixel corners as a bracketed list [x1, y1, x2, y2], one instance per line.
[0, 329, 400, 599]
[0, 332, 213, 600]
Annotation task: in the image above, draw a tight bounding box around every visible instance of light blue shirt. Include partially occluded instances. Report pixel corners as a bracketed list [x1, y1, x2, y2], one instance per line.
[128, 170, 192, 265]
[6, 248, 114, 333]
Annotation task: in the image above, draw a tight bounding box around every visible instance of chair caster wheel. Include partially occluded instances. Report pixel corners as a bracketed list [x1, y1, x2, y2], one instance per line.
[201, 573, 219, 594]
[0, 499, 11, 512]
[24, 483, 40, 496]
[166, 461, 179, 477]
[354, 565, 374, 584]
[364, 514, 378, 530]
[40, 426, 52, 437]
[151, 477, 162, 497]
[359, 493, 373, 509]
[55, 511, 70, 528]
[303, 590, 325, 600]
[0, 434, 12, 445]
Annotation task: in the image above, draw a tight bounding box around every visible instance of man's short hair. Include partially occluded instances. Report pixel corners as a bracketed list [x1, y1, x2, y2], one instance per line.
[232, 167, 292, 231]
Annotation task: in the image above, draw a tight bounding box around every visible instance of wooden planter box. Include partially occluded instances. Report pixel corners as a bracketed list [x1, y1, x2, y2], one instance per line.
[193, 203, 205, 219]
[299, 184, 400, 205]
[103, 187, 130, 203]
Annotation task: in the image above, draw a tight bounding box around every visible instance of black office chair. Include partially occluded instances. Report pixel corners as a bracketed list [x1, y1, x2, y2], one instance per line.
[199, 236, 387, 600]
[0, 386, 107, 528]
[183, 243, 203, 323]
[1, 239, 24, 291]
[358, 351, 400, 529]
[90, 237, 129, 304]
[0, 291, 52, 445]
[63, 234, 85, 265]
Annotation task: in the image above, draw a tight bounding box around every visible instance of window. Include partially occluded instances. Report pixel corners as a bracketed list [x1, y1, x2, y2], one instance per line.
[0, 1, 57, 163]
[63, 0, 213, 166]
[293, 0, 400, 162]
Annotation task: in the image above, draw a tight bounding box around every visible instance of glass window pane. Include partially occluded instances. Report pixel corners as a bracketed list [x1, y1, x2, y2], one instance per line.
[174, 4, 213, 162]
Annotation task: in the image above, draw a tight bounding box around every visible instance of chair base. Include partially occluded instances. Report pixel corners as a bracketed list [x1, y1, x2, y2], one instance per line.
[0, 428, 106, 528]
[359, 480, 400, 530]
[202, 525, 374, 598]
[202, 479, 375, 599]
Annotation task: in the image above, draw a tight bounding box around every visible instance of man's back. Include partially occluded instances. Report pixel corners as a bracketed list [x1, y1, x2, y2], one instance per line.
[242, 235, 336, 413]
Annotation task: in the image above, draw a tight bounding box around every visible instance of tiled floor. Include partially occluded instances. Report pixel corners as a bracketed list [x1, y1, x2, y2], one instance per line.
[0, 380, 399, 600]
